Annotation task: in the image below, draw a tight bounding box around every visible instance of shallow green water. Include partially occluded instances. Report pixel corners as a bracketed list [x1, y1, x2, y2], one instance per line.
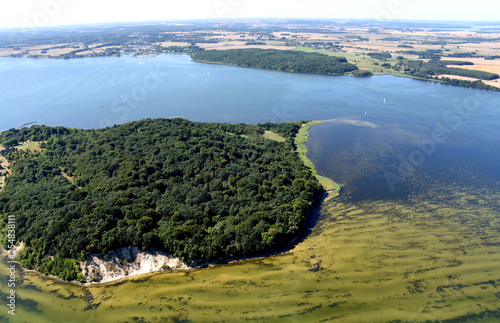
[1, 183, 499, 323]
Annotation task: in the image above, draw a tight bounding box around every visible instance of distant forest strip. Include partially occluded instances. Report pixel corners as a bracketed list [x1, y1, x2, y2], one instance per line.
[405, 59, 499, 80]
[378, 57, 500, 91]
[191, 48, 358, 75]
[432, 77, 500, 90]
[0, 119, 323, 282]
[402, 59, 500, 91]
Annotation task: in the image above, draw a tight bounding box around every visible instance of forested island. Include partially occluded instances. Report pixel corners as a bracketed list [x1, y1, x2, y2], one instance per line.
[191, 48, 358, 75]
[0, 119, 325, 282]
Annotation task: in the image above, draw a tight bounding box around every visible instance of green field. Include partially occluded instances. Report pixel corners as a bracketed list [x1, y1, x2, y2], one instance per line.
[262, 130, 286, 142]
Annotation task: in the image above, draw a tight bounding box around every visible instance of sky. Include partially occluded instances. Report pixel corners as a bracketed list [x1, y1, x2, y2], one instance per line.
[0, 0, 499, 29]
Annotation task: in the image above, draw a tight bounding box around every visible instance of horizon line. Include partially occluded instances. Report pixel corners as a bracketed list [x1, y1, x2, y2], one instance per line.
[1, 17, 500, 31]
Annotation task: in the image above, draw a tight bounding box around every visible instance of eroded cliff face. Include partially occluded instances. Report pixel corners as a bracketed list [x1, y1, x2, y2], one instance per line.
[82, 246, 188, 283]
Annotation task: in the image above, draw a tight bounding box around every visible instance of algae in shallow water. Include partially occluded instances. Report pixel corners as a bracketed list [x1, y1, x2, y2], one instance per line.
[5, 183, 498, 323]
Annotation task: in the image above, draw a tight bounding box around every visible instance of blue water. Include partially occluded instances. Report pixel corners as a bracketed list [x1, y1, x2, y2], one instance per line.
[1, 54, 498, 135]
[1, 54, 499, 201]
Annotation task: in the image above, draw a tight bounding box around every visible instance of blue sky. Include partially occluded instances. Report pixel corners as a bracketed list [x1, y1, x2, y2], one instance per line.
[1, 0, 499, 29]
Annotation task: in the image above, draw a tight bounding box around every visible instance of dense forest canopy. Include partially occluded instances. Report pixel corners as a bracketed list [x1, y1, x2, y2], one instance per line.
[191, 48, 358, 75]
[0, 119, 323, 282]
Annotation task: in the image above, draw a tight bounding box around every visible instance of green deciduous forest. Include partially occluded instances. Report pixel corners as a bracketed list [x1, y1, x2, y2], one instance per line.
[191, 48, 358, 75]
[0, 119, 323, 282]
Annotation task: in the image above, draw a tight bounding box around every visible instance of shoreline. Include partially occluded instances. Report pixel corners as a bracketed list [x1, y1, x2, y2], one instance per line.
[5, 246, 297, 286]
[295, 121, 341, 195]
[191, 57, 500, 91]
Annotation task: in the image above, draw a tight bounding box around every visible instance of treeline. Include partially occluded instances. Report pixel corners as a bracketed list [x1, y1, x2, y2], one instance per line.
[386, 58, 500, 91]
[191, 49, 358, 75]
[400, 49, 443, 59]
[351, 70, 373, 77]
[367, 52, 392, 60]
[405, 59, 499, 80]
[437, 60, 474, 66]
[435, 77, 500, 91]
[161, 45, 205, 54]
[0, 119, 323, 282]
[446, 52, 477, 58]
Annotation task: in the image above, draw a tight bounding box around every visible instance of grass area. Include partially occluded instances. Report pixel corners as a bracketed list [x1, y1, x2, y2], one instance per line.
[262, 130, 286, 142]
[295, 121, 322, 154]
[295, 47, 339, 56]
[316, 174, 341, 193]
[295, 121, 341, 193]
[13, 140, 44, 152]
[0, 152, 9, 192]
[26, 141, 43, 152]
[265, 40, 288, 46]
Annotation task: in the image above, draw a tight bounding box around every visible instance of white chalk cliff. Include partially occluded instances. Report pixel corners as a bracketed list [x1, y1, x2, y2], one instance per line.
[82, 246, 188, 283]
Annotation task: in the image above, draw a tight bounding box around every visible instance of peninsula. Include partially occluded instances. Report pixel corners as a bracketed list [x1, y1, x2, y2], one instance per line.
[0, 118, 336, 283]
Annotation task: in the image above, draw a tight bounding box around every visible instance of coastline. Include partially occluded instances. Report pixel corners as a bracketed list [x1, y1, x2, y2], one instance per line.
[0, 246, 192, 286]
[4, 245, 297, 286]
[191, 56, 500, 91]
[295, 121, 341, 195]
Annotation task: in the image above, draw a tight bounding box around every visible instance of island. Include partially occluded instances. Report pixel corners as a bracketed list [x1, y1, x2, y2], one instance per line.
[0, 118, 337, 283]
